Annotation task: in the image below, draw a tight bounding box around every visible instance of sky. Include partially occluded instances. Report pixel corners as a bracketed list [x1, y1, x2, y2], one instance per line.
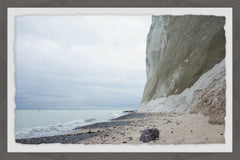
[15, 15, 152, 110]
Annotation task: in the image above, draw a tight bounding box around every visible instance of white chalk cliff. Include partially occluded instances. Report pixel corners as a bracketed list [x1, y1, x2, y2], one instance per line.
[140, 15, 226, 124]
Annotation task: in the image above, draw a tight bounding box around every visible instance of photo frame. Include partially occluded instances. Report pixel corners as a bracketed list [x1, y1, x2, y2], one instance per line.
[0, 0, 239, 159]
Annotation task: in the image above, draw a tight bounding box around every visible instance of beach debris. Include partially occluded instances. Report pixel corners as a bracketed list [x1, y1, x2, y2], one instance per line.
[139, 128, 159, 143]
[104, 134, 109, 137]
[123, 110, 137, 113]
[120, 132, 125, 136]
[128, 137, 133, 141]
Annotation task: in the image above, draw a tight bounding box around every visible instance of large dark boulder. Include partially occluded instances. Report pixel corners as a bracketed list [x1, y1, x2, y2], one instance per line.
[139, 128, 159, 143]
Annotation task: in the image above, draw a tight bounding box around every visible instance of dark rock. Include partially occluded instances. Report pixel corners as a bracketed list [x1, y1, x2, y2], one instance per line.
[139, 128, 159, 143]
[112, 113, 148, 120]
[104, 134, 109, 137]
[120, 132, 125, 136]
[87, 131, 95, 134]
[123, 110, 137, 113]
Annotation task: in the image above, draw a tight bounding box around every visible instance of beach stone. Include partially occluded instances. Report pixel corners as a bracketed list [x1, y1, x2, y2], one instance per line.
[139, 128, 159, 143]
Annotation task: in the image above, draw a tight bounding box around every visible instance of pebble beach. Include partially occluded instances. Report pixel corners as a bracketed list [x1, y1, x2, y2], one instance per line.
[16, 111, 225, 144]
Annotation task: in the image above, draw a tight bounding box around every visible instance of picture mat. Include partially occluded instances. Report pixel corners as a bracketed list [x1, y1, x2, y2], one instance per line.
[7, 8, 232, 152]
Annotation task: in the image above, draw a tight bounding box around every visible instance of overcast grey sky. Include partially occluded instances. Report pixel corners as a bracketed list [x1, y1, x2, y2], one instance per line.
[15, 15, 151, 109]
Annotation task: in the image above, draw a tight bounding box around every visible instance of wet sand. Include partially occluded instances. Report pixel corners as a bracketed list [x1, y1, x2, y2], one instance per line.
[16, 112, 225, 144]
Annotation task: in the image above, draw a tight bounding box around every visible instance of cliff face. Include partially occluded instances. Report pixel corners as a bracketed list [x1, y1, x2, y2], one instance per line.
[141, 15, 225, 103]
[140, 15, 226, 124]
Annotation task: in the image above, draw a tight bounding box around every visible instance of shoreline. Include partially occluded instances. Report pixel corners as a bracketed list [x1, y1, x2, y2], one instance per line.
[16, 111, 225, 144]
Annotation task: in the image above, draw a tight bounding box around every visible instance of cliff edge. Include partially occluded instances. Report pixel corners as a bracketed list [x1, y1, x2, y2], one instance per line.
[140, 15, 226, 124]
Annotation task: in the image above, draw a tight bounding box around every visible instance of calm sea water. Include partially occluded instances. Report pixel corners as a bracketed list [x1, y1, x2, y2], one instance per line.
[15, 109, 132, 139]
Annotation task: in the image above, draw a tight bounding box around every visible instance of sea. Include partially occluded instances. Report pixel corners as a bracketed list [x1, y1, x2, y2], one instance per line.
[15, 108, 135, 139]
